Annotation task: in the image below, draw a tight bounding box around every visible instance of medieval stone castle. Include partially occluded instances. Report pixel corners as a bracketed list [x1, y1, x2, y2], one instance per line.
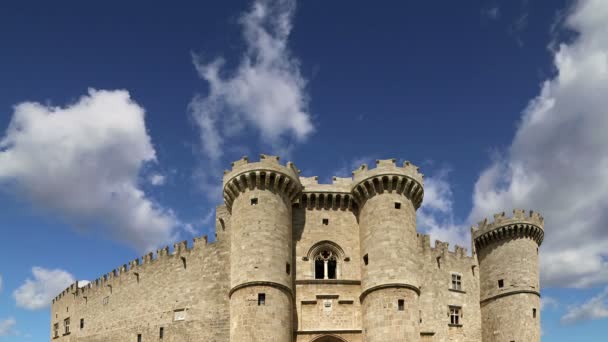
[51, 155, 544, 342]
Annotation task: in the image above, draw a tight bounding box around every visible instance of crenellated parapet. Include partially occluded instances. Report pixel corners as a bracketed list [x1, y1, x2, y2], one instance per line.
[52, 235, 216, 304]
[417, 233, 471, 260]
[350, 158, 424, 208]
[222, 154, 302, 211]
[472, 209, 544, 251]
[300, 175, 357, 211]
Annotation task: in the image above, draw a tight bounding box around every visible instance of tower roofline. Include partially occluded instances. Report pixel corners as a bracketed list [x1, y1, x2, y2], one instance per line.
[472, 209, 544, 250]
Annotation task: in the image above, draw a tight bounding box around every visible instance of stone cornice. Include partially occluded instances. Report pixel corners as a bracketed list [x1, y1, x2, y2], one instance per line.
[359, 283, 421, 302]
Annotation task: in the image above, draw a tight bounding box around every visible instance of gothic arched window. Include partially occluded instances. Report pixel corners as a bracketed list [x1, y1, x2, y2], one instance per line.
[315, 249, 337, 279]
[308, 241, 345, 280]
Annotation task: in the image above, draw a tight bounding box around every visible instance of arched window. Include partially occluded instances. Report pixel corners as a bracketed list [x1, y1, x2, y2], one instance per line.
[308, 241, 345, 280]
[315, 249, 337, 279]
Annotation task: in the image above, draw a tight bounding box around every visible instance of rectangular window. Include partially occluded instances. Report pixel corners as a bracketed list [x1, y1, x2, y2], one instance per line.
[137, 334, 142, 342]
[533, 308, 537, 318]
[53, 323, 59, 338]
[174, 309, 186, 321]
[498, 279, 504, 288]
[449, 306, 461, 325]
[80, 318, 84, 329]
[258, 293, 266, 306]
[64, 318, 70, 334]
[103, 296, 109, 305]
[363, 254, 369, 265]
[286, 262, 291, 275]
[451, 273, 462, 290]
[398, 299, 405, 311]
[250, 198, 258, 205]
[394, 202, 401, 209]
[322, 218, 329, 225]
[160, 327, 164, 338]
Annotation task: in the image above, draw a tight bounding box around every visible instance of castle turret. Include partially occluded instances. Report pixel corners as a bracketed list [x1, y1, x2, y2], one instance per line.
[223, 154, 302, 342]
[472, 209, 544, 342]
[351, 159, 424, 341]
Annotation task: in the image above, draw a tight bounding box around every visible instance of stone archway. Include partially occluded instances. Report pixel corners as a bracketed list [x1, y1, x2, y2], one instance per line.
[310, 335, 348, 342]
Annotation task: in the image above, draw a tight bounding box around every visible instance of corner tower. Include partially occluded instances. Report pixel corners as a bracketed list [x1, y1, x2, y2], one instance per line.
[472, 209, 544, 342]
[351, 159, 424, 341]
[223, 154, 302, 342]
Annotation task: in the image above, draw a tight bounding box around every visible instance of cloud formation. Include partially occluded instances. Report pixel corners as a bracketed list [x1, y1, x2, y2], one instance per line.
[417, 169, 470, 249]
[0, 89, 180, 251]
[0, 317, 16, 336]
[469, 0, 608, 288]
[13, 267, 75, 310]
[190, 0, 314, 161]
[561, 287, 608, 324]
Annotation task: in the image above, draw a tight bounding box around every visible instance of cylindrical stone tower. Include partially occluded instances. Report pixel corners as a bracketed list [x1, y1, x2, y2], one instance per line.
[472, 209, 544, 342]
[351, 159, 424, 342]
[223, 154, 302, 342]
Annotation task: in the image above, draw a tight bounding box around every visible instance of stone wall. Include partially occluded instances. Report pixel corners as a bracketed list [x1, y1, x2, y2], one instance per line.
[417, 235, 482, 342]
[50, 206, 231, 341]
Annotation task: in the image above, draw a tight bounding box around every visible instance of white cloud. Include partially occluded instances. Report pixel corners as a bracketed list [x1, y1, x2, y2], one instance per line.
[541, 296, 559, 310]
[0, 317, 16, 336]
[13, 267, 75, 310]
[561, 287, 608, 324]
[0, 89, 180, 251]
[418, 169, 470, 250]
[482, 5, 501, 20]
[148, 173, 166, 186]
[190, 0, 314, 161]
[468, 0, 608, 289]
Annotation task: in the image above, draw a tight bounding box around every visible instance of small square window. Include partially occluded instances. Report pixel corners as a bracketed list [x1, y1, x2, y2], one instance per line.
[258, 293, 266, 306]
[322, 218, 329, 225]
[363, 254, 369, 265]
[286, 262, 291, 275]
[533, 308, 537, 318]
[398, 299, 405, 311]
[498, 279, 504, 288]
[394, 202, 401, 209]
[102, 296, 109, 305]
[250, 198, 258, 205]
[174, 309, 186, 321]
[449, 306, 461, 325]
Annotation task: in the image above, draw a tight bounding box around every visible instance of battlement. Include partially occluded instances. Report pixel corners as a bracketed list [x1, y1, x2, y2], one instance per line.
[52, 235, 217, 304]
[223, 154, 301, 184]
[471, 209, 545, 250]
[222, 154, 303, 211]
[417, 233, 471, 260]
[352, 159, 424, 185]
[350, 158, 424, 208]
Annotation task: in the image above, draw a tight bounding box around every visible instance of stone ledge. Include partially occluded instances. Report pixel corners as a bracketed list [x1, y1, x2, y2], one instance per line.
[295, 279, 361, 285]
[296, 329, 363, 335]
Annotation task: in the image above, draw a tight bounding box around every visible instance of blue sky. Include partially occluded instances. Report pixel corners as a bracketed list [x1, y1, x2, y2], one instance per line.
[1, 0, 607, 340]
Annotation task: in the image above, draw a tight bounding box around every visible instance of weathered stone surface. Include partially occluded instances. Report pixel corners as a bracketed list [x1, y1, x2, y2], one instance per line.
[50, 155, 543, 342]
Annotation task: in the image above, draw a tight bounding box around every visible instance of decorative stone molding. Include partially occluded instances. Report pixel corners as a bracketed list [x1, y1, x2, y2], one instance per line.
[222, 154, 302, 211]
[351, 159, 424, 209]
[472, 209, 545, 251]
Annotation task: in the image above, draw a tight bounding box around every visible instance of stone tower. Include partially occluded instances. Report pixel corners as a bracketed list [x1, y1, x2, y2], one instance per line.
[472, 209, 544, 342]
[223, 155, 302, 341]
[351, 159, 424, 341]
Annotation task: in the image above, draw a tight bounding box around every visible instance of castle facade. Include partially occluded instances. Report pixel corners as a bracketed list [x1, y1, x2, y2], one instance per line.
[51, 155, 544, 342]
